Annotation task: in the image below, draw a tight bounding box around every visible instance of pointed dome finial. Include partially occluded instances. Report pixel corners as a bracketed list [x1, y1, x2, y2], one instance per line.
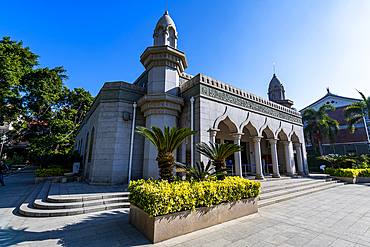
[153, 11, 178, 48]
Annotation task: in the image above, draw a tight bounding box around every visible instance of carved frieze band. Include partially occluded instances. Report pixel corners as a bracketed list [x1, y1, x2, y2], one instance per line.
[198, 84, 302, 125]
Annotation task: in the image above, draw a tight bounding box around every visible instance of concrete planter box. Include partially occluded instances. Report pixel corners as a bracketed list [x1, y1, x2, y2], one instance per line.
[129, 197, 258, 243]
[35, 176, 64, 184]
[357, 177, 370, 183]
[329, 176, 356, 184]
[330, 176, 370, 184]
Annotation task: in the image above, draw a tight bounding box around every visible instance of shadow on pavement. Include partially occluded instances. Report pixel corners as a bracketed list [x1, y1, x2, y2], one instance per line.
[1, 210, 152, 246]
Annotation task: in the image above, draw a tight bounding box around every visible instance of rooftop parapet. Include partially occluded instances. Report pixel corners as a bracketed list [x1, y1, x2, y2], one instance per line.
[179, 73, 301, 118]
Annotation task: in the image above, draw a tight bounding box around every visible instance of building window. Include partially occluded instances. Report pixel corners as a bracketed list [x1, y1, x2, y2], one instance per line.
[88, 127, 95, 163]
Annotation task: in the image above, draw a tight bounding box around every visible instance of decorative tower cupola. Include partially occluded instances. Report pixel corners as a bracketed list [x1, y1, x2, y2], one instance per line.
[153, 11, 178, 48]
[138, 11, 188, 179]
[268, 74, 293, 108]
[140, 11, 187, 96]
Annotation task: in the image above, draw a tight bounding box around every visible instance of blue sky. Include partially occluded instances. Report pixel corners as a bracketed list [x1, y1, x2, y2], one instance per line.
[1, 0, 370, 110]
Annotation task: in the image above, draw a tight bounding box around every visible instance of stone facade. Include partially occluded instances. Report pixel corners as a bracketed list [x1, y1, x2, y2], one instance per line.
[75, 12, 308, 185]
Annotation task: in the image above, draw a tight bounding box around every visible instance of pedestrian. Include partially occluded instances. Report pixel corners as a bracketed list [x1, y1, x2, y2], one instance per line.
[0, 160, 8, 186]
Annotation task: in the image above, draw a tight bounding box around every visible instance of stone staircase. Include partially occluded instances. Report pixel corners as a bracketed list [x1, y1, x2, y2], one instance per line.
[258, 177, 346, 207]
[18, 180, 130, 217]
[18, 176, 346, 217]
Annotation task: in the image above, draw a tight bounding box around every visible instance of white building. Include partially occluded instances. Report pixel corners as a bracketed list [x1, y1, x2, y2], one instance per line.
[75, 11, 308, 185]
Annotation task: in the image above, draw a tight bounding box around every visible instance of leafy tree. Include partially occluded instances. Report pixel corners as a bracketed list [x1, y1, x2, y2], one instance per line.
[0, 37, 39, 123]
[343, 91, 370, 134]
[12, 87, 94, 154]
[134, 126, 197, 182]
[302, 104, 339, 156]
[196, 142, 242, 180]
[0, 37, 94, 155]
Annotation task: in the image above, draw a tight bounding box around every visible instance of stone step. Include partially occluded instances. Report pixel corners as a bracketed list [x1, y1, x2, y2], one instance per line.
[259, 180, 338, 200]
[18, 182, 45, 217]
[18, 180, 130, 217]
[260, 179, 330, 194]
[34, 196, 129, 209]
[19, 201, 130, 217]
[258, 182, 345, 208]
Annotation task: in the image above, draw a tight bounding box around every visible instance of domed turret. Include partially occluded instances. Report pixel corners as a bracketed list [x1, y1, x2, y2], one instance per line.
[268, 74, 293, 108]
[153, 11, 178, 48]
[268, 74, 285, 102]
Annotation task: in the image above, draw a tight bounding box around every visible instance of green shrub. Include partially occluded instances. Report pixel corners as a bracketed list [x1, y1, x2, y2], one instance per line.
[5, 154, 25, 170]
[358, 169, 370, 177]
[34, 168, 71, 177]
[127, 177, 261, 217]
[324, 167, 359, 178]
[308, 155, 330, 172]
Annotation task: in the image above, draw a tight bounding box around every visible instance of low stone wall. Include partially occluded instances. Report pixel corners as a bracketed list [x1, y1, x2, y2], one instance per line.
[330, 176, 357, 184]
[357, 177, 370, 183]
[330, 176, 370, 184]
[35, 176, 64, 184]
[129, 197, 258, 243]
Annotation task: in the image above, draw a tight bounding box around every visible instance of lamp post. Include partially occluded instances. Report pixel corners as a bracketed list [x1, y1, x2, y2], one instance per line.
[0, 135, 7, 159]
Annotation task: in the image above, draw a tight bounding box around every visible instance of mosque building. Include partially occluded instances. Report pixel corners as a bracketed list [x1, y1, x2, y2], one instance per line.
[75, 11, 308, 185]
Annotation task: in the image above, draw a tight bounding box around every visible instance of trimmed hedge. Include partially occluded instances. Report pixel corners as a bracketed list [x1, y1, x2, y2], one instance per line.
[358, 169, 370, 177]
[34, 168, 71, 177]
[127, 177, 261, 217]
[324, 168, 370, 178]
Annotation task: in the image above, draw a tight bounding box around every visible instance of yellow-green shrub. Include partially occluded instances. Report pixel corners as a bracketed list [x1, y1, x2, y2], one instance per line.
[127, 177, 261, 217]
[34, 168, 70, 177]
[358, 169, 370, 177]
[324, 167, 360, 178]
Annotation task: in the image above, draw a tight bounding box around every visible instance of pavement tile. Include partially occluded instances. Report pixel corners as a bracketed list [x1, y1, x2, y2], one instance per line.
[242, 233, 269, 244]
[225, 239, 253, 247]
[357, 240, 370, 247]
[284, 235, 312, 247]
[264, 234, 289, 245]
[202, 238, 233, 247]
[329, 239, 356, 247]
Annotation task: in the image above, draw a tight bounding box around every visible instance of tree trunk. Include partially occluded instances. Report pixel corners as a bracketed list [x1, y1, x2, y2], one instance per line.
[318, 139, 324, 156]
[214, 158, 226, 180]
[156, 152, 175, 182]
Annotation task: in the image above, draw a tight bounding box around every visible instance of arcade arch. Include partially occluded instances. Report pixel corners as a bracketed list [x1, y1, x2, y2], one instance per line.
[208, 115, 307, 179]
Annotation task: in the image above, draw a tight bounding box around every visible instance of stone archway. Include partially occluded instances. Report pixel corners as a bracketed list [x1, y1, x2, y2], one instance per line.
[278, 130, 295, 176]
[213, 118, 242, 177]
[262, 126, 281, 178]
[291, 132, 305, 175]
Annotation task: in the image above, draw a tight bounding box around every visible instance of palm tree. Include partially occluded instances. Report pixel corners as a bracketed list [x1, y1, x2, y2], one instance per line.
[196, 142, 242, 180]
[174, 160, 230, 181]
[316, 154, 355, 169]
[134, 126, 197, 182]
[302, 104, 339, 156]
[343, 91, 370, 134]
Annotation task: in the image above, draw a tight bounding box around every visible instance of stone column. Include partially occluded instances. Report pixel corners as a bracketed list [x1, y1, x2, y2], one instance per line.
[281, 141, 294, 177]
[252, 136, 264, 180]
[268, 139, 281, 178]
[295, 143, 305, 175]
[138, 94, 184, 179]
[301, 143, 309, 175]
[231, 133, 243, 178]
[209, 128, 219, 144]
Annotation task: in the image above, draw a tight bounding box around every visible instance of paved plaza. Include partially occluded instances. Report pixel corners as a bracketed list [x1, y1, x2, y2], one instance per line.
[1, 173, 370, 247]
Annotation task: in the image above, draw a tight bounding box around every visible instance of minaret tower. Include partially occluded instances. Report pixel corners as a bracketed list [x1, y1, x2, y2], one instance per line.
[268, 74, 293, 108]
[137, 11, 188, 179]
